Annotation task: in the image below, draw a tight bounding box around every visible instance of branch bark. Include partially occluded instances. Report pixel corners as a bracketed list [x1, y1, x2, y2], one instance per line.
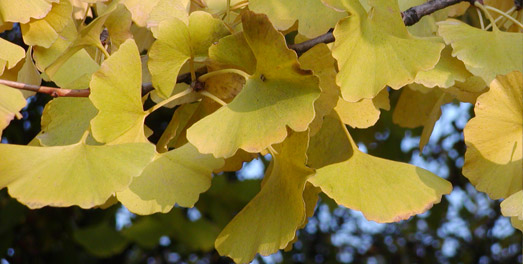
[0, 79, 90, 97]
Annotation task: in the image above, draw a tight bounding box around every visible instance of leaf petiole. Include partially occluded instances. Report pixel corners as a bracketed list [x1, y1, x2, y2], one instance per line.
[146, 88, 193, 114]
[198, 68, 250, 82]
[475, 2, 499, 31]
[199, 91, 227, 106]
[485, 6, 516, 30]
[484, 5, 523, 29]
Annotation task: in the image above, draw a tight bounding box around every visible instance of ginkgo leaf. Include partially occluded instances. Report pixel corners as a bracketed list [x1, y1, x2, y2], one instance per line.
[20, 0, 72, 48]
[308, 113, 452, 222]
[501, 190, 523, 231]
[32, 17, 77, 73]
[332, 0, 444, 101]
[463, 71, 522, 200]
[187, 11, 321, 158]
[117, 143, 224, 215]
[298, 43, 340, 135]
[0, 38, 25, 76]
[148, 11, 229, 98]
[208, 32, 256, 75]
[336, 89, 389, 129]
[146, 0, 190, 28]
[249, 0, 346, 38]
[0, 141, 155, 209]
[393, 85, 454, 151]
[0, 0, 58, 25]
[45, 1, 118, 77]
[38, 98, 98, 146]
[105, 4, 133, 52]
[414, 45, 471, 88]
[122, 0, 161, 27]
[90, 39, 149, 144]
[0, 85, 26, 138]
[215, 131, 314, 263]
[73, 223, 129, 257]
[438, 19, 523, 84]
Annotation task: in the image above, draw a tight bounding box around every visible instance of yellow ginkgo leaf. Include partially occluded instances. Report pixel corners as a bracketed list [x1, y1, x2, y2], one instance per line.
[187, 11, 321, 158]
[463, 71, 522, 200]
[393, 85, 454, 151]
[146, 0, 190, 28]
[20, 0, 72, 48]
[336, 89, 389, 129]
[501, 190, 523, 232]
[90, 39, 149, 144]
[415, 45, 471, 88]
[298, 43, 340, 135]
[105, 4, 133, 52]
[121, 0, 161, 27]
[148, 11, 229, 98]
[117, 143, 224, 215]
[332, 0, 444, 101]
[38, 98, 98, 146]
[215, 131, 314, 263]
[308, 113, 452, 223]
[208, 32, 256, 75]
[0, 85, 26, 138]
[0, 0, 58, 25]
[249, 0, 346, 38]
[437, 19, 523, 84]
[0, 141, 155, 209]
[0, 38, 25, 76]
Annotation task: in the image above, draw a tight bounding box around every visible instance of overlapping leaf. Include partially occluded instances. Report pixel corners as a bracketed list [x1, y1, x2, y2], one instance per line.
[463, 71, 522, 200]
[438, 19, 523, 84]
[0, 141, 155, 209]
[308, 113, 452, 222]
[215, 131, 314, 263]
[90, 39, 149, 144]
[501, 190, 523, 231]
[187, 11, 321, 158]
[148, 11, 229, 98]
[0, 0, 57, 26]
[20, 0, 72, 48]
[117, 143, 224, 215]
[336, 89, 390, 129]
[249, 0, 346, 38]
[332, 0, 444, 101]
[0, 38, 25, 75]
[0, 85, 26, 138]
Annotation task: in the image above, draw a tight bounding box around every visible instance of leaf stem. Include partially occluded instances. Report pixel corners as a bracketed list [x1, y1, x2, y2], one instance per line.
[484, 5, 523, 29]
[476, 7, 485, 30]
[475, 2, 499, 31]
[189, 59, 196, 82]
[200, 91, 227, 106]
[146, 88, 193, 114]
[198, 68, 250, 82]
[485, 6, 516, 30]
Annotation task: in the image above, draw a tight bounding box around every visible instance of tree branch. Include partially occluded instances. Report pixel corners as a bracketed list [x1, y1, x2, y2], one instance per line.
[0, 79, 90, 97]
[289, 0, 472, 54]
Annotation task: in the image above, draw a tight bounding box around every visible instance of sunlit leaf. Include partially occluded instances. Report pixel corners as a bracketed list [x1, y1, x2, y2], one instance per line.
[90, 39, 149, 144]
[187, 11, 321, 158]
[249, 0, 346, 38]
[148, 11, 229, 98]
[20, 0, 72, 48]
[215, 131, 314, 263]
[0, 0, 58, 25]
[438, 19, 523, 84]
[463, 71, 522, 199]
[336, 89, 389, 129]
[332, 0, 444, 101]
[117, 143, 224, 215]
[308, 113, 452, 222]
[146, 0, 190, 28]
[0, 38, 25, 76]
[414, 45, 471, 88]
[0, 141, 155, 208]
[208, 32, 256, 75]
[0, 85, 26, 138]
[105, 3, 133, 52]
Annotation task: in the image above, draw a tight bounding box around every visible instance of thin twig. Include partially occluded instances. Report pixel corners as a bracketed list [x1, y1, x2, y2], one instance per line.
[0, 79, 90, 97]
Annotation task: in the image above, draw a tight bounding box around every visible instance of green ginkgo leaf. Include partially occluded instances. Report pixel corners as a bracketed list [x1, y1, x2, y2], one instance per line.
[332, 0, 444, 101]
[463, 71, 522, 200]
[215, 131, 314, 263]
[90, 39, 149, 144]
[308, 113, 452, 223]
[0, 85, 26, 138]
[0, 38, 25, 75]
[208, 32, 256, 75]
[249, 0, 346, 38]
[438, 20, 523, 84]
[73, 223, 129, 257]
[117, 143, 224, 215]
[187, 11, 321, 158]
[148, 11, 229, 98]
[0, 0, 57, 25]
[0, 141, 155, 209]
[20, 0, 72, 48]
